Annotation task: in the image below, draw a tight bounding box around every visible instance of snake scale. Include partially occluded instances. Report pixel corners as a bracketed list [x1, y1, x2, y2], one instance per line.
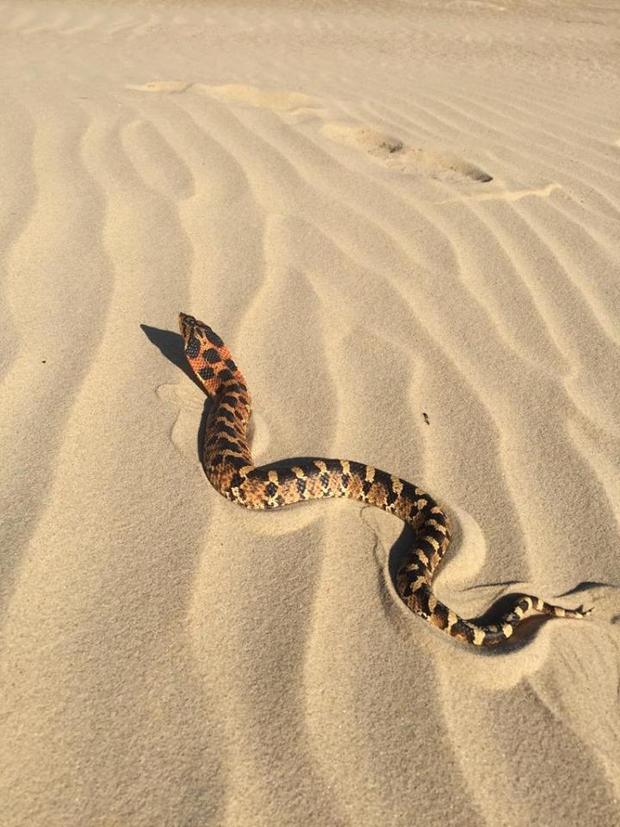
[179, 312, 590, 646]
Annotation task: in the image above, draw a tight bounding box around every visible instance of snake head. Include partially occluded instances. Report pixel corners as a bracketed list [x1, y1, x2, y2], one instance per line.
[178, 312, 199, 347]
[178, 312, 227, 356]
[178, 312, 242, 398]
[178, 312, 227, 350]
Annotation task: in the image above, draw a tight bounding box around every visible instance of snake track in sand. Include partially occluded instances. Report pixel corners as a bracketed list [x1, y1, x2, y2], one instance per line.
[179, 312, 590, 646]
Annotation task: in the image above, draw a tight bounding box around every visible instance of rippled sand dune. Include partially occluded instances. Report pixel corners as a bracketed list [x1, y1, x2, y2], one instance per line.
[1, 1, 619, 824]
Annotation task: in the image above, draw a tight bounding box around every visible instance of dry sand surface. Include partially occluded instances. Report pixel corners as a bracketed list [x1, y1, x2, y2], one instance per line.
[1, 0, 620, 824]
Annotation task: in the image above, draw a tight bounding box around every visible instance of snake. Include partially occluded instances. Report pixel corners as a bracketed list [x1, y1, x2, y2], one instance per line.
[178, 312, 590, 646]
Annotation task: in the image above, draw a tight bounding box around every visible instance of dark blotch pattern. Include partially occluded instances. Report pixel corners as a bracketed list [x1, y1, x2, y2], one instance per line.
[384, 488, 399, 508]
[432, 603, 449, 629]
[451, 620, 475, 643]
[205, 326, 224, 348]
[187, 337, 200, 358]
[216, 409, 236, 424]
[213, 437, 244, 454]
[204, 348, 221, 363]
[227, 455, 250, 470]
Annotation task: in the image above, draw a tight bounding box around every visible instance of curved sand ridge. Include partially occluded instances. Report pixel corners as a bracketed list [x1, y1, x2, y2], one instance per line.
[1, 1, 620, 825]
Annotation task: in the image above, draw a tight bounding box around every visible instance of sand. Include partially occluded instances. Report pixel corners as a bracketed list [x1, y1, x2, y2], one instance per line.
[1, 0, 619, 824]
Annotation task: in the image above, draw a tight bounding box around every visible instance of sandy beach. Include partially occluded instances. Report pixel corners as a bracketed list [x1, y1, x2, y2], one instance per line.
[1, 0, 619, 824]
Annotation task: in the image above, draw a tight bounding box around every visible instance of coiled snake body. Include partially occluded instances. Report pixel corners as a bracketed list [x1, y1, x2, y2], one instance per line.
[179, 312, 589, 646]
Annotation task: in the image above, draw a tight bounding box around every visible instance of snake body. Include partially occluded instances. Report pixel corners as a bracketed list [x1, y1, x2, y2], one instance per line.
[179, 312, 589, 646]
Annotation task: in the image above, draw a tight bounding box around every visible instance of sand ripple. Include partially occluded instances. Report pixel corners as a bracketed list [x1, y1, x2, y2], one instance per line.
[1, 1, 619, 825]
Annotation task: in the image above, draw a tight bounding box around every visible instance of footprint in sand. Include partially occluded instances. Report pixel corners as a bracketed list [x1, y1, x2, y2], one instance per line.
[321, 122, 493, 184]
[126, 80, 324, 116]
[126, 82, 490, 183]
[195, 83, 322, 113]
[126, 80, 193, 94]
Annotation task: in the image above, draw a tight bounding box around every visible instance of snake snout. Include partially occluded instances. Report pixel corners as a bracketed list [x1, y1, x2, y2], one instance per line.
[178, 312, 197, 339]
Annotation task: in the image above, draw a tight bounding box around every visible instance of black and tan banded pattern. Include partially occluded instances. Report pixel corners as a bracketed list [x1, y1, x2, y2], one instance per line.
[178, 312, 591, 646]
